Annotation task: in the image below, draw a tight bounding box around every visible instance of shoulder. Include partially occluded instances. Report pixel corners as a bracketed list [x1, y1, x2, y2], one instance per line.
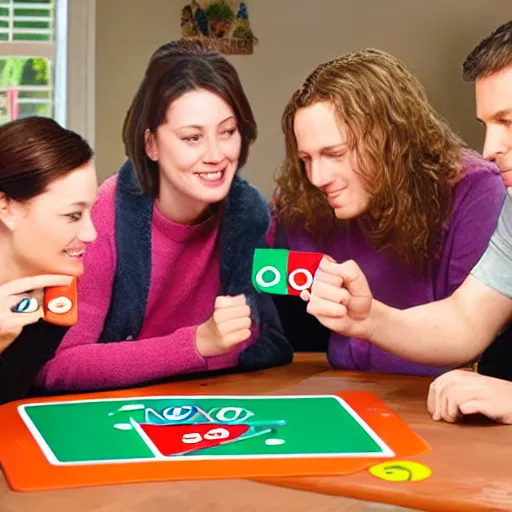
[91, 174, 119, 233]
[455, 151, 502, 191]
[96, 173, 119, 206]
[231, 175, 268, 207]
[451, 151, 505, 211]
[225, 176, 270, 232]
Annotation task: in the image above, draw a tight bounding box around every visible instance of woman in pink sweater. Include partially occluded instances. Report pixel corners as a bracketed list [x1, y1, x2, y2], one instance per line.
[37, 41, 292, 392]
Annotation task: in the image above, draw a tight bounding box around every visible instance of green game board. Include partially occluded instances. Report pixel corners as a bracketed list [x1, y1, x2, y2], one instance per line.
[18, 395, 394, 465]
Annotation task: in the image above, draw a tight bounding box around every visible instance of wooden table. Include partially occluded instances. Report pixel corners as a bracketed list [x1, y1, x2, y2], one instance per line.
[1, 353, 511, 512]
[259, 364, 512, 512]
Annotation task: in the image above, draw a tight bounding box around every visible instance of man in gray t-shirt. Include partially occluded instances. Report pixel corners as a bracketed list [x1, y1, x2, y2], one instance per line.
[297, 21, 512, 424]
[472, 191, 512, 299]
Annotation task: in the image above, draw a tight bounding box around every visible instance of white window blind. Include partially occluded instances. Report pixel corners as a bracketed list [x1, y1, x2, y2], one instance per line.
[0, 0, 62, 124]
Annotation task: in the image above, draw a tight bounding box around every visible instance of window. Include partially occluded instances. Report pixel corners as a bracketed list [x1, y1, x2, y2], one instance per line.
[0, 0, 95, 144]
[0, 0, 65, 125]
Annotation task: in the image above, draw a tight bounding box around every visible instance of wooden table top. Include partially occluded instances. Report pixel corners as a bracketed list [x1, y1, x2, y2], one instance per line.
[258, 362, 512, 512]
[1, 353, 511, 512]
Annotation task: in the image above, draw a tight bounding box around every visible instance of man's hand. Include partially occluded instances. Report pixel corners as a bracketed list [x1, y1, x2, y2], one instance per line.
[428, 369, 512, 424]
[195, 294, 252, 357]
[300, 257, 374, 339]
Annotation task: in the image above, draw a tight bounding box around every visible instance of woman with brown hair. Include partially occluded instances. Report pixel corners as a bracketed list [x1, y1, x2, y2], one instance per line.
[270, 48, 505, 376]
[0, 116, 97, 403]
[38, 41, 292, 392]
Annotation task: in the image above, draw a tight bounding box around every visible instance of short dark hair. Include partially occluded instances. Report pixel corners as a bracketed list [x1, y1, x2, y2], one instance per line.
[0, 116, 93, 201]
[463, 20, 512, 81]
[122, 41, 257, 197]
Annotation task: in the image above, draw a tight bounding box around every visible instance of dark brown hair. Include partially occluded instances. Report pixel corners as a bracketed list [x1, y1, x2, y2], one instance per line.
[0, 116, 93, 202]
[463, 20, 512, 82]
[274, 49, 464, 272]
[122, 40, 257, 197]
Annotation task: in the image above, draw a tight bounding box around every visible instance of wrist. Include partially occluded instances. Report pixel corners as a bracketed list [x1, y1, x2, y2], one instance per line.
[195, 322, 209, 357]
[365, 299, 388, 342]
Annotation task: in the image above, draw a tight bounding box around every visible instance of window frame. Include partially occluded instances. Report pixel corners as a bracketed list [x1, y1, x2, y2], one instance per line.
[65, 0, 95, 147]
[0, 0, 96, 147]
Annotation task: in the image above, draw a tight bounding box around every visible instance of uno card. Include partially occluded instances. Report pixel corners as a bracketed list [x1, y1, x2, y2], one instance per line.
[252, 249, 324, 296]
[43, 277, 78, 326]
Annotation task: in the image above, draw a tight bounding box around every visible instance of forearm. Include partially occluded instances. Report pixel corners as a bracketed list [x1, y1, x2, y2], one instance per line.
[368, 298, 500, 366]
[39, 325, 207, 391]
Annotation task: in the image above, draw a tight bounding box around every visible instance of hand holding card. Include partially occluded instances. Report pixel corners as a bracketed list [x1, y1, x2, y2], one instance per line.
[43, 277, 78, 326]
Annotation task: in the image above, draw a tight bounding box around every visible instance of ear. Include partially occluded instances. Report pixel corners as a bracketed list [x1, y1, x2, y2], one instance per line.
[144, 129, 159, 162]
[0, 192, 18, 231]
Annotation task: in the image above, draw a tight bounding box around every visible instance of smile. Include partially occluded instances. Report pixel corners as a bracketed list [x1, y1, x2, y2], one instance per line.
[64, 249, 85, 258]
[199, 171, 222, 180]
[194, 169, 226, 184]
[325, 188, 346, 201]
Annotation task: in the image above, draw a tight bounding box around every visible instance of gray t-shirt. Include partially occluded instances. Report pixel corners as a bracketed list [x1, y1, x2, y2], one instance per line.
[472, 190, 512, 298]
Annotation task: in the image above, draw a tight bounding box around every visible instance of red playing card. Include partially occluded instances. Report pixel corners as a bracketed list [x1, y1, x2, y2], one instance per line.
[43, 277, 78, 326]
[286, 251, 324, 296]
[139, 422, 249, 456]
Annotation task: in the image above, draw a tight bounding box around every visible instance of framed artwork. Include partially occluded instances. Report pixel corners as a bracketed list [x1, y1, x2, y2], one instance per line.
[180, 1, 258, 55]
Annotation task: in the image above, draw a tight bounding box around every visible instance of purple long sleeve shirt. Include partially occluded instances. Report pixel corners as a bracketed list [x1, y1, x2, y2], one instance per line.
[270, 152, 506, 376]
[37, 175, 254, 391]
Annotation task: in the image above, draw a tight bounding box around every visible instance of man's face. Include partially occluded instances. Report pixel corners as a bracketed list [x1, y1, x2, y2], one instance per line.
[475, 64, 512, 187]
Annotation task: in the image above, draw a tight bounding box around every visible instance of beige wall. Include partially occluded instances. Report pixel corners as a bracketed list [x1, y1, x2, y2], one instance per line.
[95, 0, 511, 197]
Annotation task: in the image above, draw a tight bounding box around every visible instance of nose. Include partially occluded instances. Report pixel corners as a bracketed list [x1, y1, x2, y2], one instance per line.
[482, 126, 507, 161]
[308, 159, 331, 189]
[203, 136, 223, 163]
[79, 214, 97, 244]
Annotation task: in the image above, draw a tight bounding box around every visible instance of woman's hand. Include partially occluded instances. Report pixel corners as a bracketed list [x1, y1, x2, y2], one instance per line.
[0, 274, 72, 353]
[195, 294, 252, 357]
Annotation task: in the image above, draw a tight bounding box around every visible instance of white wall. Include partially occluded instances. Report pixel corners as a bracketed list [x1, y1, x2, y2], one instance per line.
[95, 0, 511, 196]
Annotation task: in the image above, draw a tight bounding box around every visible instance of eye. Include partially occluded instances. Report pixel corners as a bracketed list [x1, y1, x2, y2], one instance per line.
[220, 127, 237, 138]
[65, 212, 82, 222]
[326, 152, 345, 160]
[182, 134, 201, 143]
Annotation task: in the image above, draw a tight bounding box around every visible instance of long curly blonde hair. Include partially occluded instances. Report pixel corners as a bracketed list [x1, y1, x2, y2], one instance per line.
[274, 49, 465, 271]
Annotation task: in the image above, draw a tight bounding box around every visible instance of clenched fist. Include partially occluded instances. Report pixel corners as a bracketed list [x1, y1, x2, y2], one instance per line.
[300, 257, 374, 339]
[195, 294, 252, 357]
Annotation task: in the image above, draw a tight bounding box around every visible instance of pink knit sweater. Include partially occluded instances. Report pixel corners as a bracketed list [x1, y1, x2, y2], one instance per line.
[38, 175, 254, 391]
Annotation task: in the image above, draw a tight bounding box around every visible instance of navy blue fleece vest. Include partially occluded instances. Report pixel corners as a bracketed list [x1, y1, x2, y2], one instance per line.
[97, 161, 293, 371]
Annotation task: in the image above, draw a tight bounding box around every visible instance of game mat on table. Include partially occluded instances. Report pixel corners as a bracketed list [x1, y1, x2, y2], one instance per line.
[0, 387, 430, 491]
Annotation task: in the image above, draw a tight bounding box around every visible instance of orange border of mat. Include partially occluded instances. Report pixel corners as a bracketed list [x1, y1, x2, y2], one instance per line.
[0, 388, 430, 492]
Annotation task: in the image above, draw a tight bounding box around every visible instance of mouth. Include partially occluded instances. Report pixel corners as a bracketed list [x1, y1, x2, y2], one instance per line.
[63, 248, 86, 259]
[324, 188, 346, 204]
[194, 169, 226, 185]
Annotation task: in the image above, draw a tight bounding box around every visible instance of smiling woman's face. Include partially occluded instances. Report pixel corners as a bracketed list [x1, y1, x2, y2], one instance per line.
[1, 160, 98, 277]
[145, 87, 242, 224]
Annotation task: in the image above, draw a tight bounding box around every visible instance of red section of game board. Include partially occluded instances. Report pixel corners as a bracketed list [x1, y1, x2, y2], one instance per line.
[139, 423, 249, 456]
[286, 251, 324, 296]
